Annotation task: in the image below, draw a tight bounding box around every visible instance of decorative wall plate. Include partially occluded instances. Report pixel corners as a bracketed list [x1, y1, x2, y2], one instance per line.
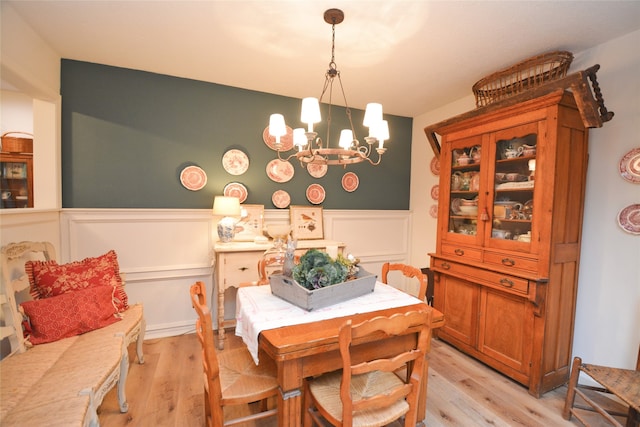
[263, 125, 294, 151]
[266, 159, 295, 183]
[180, 165, 207, 191]
[430, 156, 440, 176]
[307, 163, 328, 178]
[271, 190, 291, 209]
[619, 147, 640, 184]
[430, 184, 439, 200]
[223, 182, 248, 203]
[222, 149, 249, 175]
[617, 204, 640, 235]
[429, 204, 439, 218]
[306, 184, 326, 204]
[341, 172, 359, 192]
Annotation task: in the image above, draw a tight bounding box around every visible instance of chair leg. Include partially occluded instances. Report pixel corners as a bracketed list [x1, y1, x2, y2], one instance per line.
[563, 356, 582, 420]
[627, 406, 639, 427]
[302, 381, 314, 427]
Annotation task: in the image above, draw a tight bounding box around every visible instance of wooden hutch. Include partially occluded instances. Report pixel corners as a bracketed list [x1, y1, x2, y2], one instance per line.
[424, 80, 613, 397]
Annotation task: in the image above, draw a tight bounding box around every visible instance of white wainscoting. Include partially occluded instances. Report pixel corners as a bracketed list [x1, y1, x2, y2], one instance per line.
[0, 210, 61, 251]
[59, 208, 412, 339]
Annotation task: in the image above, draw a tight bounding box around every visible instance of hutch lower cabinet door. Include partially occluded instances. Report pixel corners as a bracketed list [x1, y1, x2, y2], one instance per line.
[427, 90, 590, 397]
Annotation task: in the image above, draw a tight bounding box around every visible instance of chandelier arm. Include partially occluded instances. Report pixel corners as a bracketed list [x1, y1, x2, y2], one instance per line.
[356, 144, 370, 158]
[276, 149, 303, 163]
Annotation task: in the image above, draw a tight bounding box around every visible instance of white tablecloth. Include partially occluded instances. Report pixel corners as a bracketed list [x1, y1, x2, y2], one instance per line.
[235, 282, 422, 364]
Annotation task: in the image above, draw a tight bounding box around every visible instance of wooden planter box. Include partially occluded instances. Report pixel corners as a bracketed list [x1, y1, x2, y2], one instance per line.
[270, 269, 376, 311]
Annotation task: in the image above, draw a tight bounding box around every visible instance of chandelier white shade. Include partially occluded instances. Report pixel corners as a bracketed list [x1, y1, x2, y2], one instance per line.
[268, 113, 287, 147]
[268, 9, 389, 167]
[363, 103, 383, 129]
[301, 97, 321, 132]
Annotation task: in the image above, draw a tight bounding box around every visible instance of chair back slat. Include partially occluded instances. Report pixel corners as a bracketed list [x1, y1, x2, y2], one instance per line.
[381, 262, 428, 302]
[338, 309, 432, 426]
[258, 254, 300, 285]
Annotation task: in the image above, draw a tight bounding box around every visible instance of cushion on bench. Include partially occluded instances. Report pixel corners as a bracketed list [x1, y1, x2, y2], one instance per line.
[21, 285, 121, 345]
[1, 333, 123, 426]
[0, 336, 79, 419]
[1, 395, 93, 427]
[25, 250, 128, 312]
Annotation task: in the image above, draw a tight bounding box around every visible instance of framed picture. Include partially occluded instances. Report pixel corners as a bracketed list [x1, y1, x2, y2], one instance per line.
[290, 205, 324, 240]
[234, 204, 264, 241]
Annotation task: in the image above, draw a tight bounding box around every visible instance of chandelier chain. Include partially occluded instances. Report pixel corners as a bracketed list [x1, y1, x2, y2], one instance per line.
[331, 23, 336, 65]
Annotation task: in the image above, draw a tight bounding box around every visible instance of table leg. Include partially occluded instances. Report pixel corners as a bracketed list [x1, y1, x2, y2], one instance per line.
[274, 359, 304, 427]
[277, 388, 302, 427]
[217, 285, 225, 350]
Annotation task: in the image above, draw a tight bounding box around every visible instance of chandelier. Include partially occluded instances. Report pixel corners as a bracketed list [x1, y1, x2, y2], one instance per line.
[268, 8, 389, 167]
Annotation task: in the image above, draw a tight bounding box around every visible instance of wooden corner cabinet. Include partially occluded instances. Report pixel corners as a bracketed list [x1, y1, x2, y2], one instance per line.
[426, 91, 590, 397]
[0, 153, 34, 209]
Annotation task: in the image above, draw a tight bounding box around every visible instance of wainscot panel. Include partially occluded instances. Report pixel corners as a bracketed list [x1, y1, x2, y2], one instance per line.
[0, 210, 61, 252]
[60, 208, 411, 338]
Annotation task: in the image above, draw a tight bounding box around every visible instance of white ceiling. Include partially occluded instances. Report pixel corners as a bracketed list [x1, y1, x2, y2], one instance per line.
[5, 0, 640, 117]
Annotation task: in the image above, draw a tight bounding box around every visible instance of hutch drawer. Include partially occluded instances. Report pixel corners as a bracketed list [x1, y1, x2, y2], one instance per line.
[432, 258, 529, 296]
[484, 251, 538, 273]
[441, 243, 482, 262]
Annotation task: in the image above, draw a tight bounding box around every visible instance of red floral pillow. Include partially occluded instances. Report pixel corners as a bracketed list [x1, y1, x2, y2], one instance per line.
[25, 250, 128, 312]
[20, 286, 120, 345]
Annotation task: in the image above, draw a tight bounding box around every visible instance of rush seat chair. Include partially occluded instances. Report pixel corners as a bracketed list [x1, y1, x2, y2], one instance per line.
[190, 281, 278, 426]
[303, 310, 432, 427]
[563, 346, 640, 427]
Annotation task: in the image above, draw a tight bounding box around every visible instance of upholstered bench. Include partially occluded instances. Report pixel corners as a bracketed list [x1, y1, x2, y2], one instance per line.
[0, 241, 145, 426]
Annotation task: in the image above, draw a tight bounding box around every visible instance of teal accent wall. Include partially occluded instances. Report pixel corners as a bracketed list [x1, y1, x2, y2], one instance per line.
[61, 60, 412, 209]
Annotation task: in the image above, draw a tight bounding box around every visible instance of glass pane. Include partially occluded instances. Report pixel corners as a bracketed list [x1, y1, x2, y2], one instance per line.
[1, 161, 30, 209]
[491, 133, 536, 242]
[448, 143, 482, 236]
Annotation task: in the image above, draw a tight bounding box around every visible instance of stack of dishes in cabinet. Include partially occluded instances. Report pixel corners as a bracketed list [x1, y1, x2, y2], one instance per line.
[452, 198, 478, 216]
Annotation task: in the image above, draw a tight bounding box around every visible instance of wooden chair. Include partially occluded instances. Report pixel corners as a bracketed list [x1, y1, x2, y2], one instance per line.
[563, 346, 640, 427]
[303, 309, 432, 427]
[257, 254, 300, 285]
[189, 281, 278, 427]
[381, 262, 429, 303]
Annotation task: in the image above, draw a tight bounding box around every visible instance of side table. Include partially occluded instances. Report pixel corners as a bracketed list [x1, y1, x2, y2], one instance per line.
[212, 239, 345, 349]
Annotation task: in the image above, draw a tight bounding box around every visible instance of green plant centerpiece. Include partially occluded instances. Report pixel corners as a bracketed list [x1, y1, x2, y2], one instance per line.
[291, 249, 358, 290]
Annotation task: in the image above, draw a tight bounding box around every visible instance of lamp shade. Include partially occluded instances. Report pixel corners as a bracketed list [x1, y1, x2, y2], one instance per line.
[338, 129, 354, 149]
[269, 114, 287, 137]
[301, 97, 321, 132]
[212, 196, 241, 217]
[363, 103, 383, 127]
[293, 128, 307, 148]
[373, 120, 389, 141]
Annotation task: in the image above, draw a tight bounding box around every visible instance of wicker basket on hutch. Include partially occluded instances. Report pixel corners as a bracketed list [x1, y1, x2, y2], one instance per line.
[472, 51, 574, 107]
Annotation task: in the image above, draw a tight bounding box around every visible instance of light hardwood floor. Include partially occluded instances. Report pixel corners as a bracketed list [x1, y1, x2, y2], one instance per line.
[99, 333, 625, 427]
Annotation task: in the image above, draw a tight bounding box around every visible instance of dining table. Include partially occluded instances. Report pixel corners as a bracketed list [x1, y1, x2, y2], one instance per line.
[235, 281, 445, 427]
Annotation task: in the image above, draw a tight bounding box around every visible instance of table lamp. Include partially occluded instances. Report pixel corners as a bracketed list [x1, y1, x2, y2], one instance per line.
[213, 196, 241, 243]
